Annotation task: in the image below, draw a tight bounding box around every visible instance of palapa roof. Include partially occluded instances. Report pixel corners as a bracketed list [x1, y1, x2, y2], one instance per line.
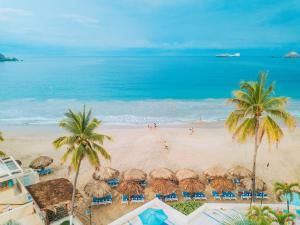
[93, 167, 120, 181]
[150, 179, 177, 195]
[175, 168, 198, 181]
[122, 168, 147, 182]
[84, 180, 112, 198]
[198, 171, 207, 184]
[118, 181, 144, 196]
[211, 177, 235, 193]
[27, 178, 78, 210]
[204, 165, 227, 178]
[179, 178, 205, 193]
[241, 177, 267, 191]
[227, 165, 252, 179]
[29, 156, 53, 169]
[150, 168, 177, 181]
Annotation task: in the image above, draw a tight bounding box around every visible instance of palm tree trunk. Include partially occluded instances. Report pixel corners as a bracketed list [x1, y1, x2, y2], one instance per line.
[287, 200, 290, 212]
[252, 118, 260, 203]
[69, 160, 82, 225]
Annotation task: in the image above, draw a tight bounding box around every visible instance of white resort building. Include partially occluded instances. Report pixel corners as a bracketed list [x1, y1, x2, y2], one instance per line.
[0, 156, 41, 225]
[0, 156, 83, 225]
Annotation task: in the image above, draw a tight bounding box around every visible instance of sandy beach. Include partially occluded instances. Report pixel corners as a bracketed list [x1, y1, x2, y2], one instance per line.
[1, 122, 300, 224]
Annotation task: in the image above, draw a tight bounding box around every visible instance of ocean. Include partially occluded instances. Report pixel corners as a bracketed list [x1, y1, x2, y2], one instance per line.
[0, 55, 300, 125]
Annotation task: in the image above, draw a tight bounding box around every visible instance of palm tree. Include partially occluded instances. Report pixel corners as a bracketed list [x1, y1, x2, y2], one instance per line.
[222, 213, 258, 225]
[226, 72, 296, 202]
[246, 206, 274, 225]
[274, 182, 300, 212]
[53, 107, 112, 225]
[0, 132, 6, 157]
[271, 211, 295, 225]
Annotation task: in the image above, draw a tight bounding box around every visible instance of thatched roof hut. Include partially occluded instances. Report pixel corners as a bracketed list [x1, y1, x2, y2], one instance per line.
[227, 165, 252, 179]
[29, 156, 53, 169]
[122, 169, 147, 182]
[150, 168, 177, 181]
[211, 177, 235, 193]
[179, 178, 205, 193]
[84, 180, 112, 198]
[204, 165, 227, 178]
[241, 177, 267, 191]
[118, 181, 144, 196]
[26, 178, 80, 210]
[92, 167, 120, 181]
[175, 169, 198, 182]
[150, 179, 177, 196]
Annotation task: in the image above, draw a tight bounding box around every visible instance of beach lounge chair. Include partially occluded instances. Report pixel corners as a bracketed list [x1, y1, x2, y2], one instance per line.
[222, 192, 230, 200]
[227, 191, 237, 200]
[182, 192, 191, 200]
[256, 192, 268, 199]
[233, 178, 241, 185]
[104, 195, 112, 204]
[107, 178, 119, 187]
[122, 195, 129, 204]
[165, 193, 178, 202]
[212, 191, 221, 200]
[193, 192, 207, 200]
[37, 168, 53, 176]
[138, 180, 147, 187]
[155, 194, 163, 200]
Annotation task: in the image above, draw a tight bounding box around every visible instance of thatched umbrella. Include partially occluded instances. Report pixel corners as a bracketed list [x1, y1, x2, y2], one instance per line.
[241, 177, 267, 191]
[150, 179, 177, 196]
[175, 169, 198, 182]
[92, 167, 120, 181]
[198, 171, 207, 184]
[122, 169, 147, 182]
[118, 181, 144, 197]
[29, 156, 53, 169]
[211, 177, 235, 193]
[204, 165, 227, 178]
[84, 180, 112, 198]
[179, 178, 205, 194]
[227, 165, 252, 179]
[150, 168, 177, 181]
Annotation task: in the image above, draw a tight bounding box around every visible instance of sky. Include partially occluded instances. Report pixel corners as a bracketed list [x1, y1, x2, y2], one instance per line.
[0, 0, 300, 53]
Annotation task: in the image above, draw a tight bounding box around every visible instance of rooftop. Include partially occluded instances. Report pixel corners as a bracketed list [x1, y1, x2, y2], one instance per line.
[26, 178, 74, 210]
[0, 156, 23, 182]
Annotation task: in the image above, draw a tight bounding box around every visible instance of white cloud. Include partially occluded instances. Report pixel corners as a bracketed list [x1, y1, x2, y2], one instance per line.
[62, 13, 99, 27]
[0, 7, 32, 21]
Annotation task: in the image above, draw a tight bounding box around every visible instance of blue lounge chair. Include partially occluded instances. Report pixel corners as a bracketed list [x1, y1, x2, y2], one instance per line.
[138, 180, 147, 187]
[193, 192, 207, 200]
[121, 195, 128, 204]
[165, 193, 178, 202]
[233, 179, 241, 185]
[155, 193, 162, 200]
[182, 192, 191, 200]
[212, 191, 221, 200]
[240, 191, 250, 200]
[227, 191, 237, 200]
[256, 192, 268, 199]
[107, 178, 119, 187]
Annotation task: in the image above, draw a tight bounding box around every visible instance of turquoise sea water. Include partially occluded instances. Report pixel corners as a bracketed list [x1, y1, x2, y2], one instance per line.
[0, 56, 300, 125]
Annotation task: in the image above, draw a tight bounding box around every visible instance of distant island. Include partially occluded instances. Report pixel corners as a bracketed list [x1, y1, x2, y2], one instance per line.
[0, 53, 19, 62]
